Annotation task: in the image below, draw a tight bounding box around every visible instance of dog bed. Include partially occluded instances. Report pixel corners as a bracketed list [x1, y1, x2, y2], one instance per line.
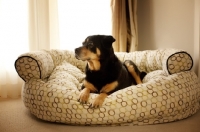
[15, 49, 200, 126]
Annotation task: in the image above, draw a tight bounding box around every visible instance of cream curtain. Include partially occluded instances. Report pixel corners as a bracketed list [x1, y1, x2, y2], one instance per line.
[0, 0, 28, 98]
[0, 0, 59, 99]
[111, 0, 138, 52]
[29, 0, 59, 51]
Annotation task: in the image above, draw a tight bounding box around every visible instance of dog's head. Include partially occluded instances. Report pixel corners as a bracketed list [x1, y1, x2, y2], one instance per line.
[75, 35, 115, 62]
[75, 35, 116, 71]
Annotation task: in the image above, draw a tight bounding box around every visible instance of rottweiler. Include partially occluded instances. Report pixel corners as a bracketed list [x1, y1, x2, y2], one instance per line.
[75, 35, 146, 108]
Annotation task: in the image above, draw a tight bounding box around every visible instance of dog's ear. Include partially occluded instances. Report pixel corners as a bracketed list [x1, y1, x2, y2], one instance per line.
[102, 35, 115, 49]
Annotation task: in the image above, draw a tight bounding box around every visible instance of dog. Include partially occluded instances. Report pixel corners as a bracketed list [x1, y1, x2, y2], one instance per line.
[75, 35, 146, 108]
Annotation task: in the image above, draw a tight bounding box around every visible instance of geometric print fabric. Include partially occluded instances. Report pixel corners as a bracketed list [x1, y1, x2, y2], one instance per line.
[15, 49, 200, 126]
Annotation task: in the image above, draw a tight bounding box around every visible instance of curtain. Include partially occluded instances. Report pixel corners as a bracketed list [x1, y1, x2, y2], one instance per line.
[0, 0, 28, 98]
[198, 0, 200, 82]
[29, 0, 59, 51]
[111, 0, 138, 52]
[0, 0, 60, 99]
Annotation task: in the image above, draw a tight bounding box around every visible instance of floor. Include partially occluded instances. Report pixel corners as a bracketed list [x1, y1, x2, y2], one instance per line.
[0, 98, 200, 132]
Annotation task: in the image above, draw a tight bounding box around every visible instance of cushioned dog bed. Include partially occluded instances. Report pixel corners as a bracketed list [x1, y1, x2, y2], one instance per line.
[15, 49, 200, 126]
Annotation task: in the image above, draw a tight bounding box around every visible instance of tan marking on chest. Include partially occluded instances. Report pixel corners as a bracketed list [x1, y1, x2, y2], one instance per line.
[83, 80, 98, 93]
[100, 81, 118, 93]
[87, 60, 100, 71]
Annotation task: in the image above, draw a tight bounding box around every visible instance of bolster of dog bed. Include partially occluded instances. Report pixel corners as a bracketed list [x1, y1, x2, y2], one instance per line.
[116, 49, 193, 75]
[15, 49, 193, 82]
[15, 50, 86, 82]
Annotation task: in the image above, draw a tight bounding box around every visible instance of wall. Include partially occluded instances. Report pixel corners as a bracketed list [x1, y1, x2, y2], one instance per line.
[194, 0, 200, 78]
[137, 0, 198, 74]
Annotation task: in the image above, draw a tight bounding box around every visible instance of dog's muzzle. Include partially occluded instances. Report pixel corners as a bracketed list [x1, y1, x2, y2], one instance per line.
[75, 47, 80, 59]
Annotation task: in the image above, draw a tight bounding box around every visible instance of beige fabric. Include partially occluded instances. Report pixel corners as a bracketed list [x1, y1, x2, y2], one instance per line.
[29, 0, 59, 51]
[111, 0, 138, 52]
[1, 99, 200, 132]
[15, 49, 200, 126]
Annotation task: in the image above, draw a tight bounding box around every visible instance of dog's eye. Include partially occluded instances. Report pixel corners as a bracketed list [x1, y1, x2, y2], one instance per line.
[87, 42, 94, 48]
[82, 41, 86, 46]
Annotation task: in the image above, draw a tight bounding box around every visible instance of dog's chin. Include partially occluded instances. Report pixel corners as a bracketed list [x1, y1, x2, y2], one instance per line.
[75, 54, 81, 60]
[75, 54, 90, 61]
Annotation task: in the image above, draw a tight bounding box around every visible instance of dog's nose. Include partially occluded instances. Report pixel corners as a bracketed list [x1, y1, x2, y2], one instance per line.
[75, 48, 79, 54]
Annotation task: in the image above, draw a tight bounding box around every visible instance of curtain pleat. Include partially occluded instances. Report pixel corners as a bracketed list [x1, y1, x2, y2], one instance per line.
[29, 0, 59, 51]
[111, 0, 127, 52]
[111, 0, 138, 52]
[0, 0, 28, 98]
[0, 0, 59, 99]
[128, 0, 138, 52]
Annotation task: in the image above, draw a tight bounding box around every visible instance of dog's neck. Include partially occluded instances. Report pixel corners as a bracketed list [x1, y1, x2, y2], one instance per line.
[87, 60, 100, 71]
[86, 54, 116, 71]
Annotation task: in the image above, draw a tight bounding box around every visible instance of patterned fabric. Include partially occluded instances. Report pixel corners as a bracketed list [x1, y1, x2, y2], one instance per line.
[14, 49, 200, 126]
[116, 49, 193, 75]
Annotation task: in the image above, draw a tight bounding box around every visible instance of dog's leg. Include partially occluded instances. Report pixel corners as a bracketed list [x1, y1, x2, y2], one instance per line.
[124, 60, 142, 84]
[78, 80, 97, 104]
[78, 88, 90, 104]
[90, 93, 108, 108]
[90, 81, 118, 108]
[100, 81, 118, 93]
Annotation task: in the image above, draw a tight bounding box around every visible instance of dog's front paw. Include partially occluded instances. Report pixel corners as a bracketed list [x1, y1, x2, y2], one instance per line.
[90, 98, 104, 108]
[78, 88, 90, 104]
[89, 93, 107, 108]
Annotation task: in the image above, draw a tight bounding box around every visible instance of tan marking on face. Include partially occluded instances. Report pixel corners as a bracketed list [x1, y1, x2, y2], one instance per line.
[96, 48, 101, 56]
[86, 47, 101, 60]
[83, 80, 98, 92]
[77, 47, 100, 61]
[87, 48, 101, 70]
[100, 81, 118, 93]
[78, 47, 101, 71]
[76, 47, 90, 60]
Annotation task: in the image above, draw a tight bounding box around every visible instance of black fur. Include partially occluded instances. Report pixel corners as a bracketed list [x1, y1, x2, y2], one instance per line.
[75, 35, 145, 94]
